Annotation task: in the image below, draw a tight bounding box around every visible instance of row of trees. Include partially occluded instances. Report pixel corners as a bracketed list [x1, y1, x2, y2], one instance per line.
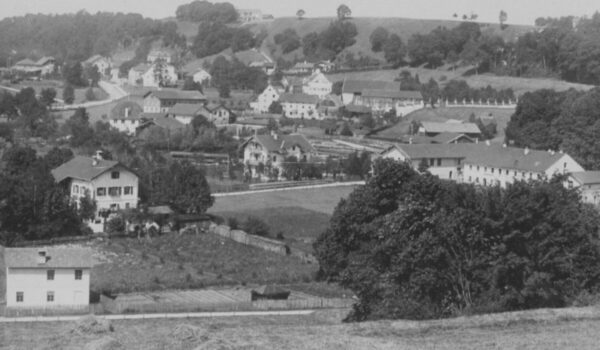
[207, 56, 269, 95]
[175, 1, 238, 23]
[0, 12, 185, 64]
[191, 22, 260, 58]
[315, 159, 600, 321]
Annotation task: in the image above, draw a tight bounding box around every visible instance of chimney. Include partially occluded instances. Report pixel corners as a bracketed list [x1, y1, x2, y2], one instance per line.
[37, 250, 48, 264]
[125, 107, 130, 118]
[524, 147, 530, 155]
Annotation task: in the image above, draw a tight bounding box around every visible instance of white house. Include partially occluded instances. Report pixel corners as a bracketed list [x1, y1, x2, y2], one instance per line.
[12, 56, 55, 76]
[302, 69, 332, 98]
[251, 85, 283, 113]
[279, 93, 321, 119]
[243, 133, 316, 178]
[128, 63, 177, 88]
[52, 155, 139, 232]
[109, 101, 144, 135]
[192, 69, 212, 85]
[237, 9, 263, 23]
[342, 80, 424, 117]
[147, 49, 176, 64]
[84, 55, 112, 76]
[168, 103, 209, 125]
[379, 143, 585, 187]
[567, 171, 600, 205]
[206, 104, 233, 126]
[4, 247, 92, 309]
[143, 90, 206, 113]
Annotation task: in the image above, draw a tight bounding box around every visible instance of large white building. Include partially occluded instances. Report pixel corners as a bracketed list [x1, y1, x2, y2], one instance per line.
[109, 101, 144, 135]
[379, 143, 585, 186]
[302, 70, 332, 98]
[342, 80, 424, 117]
[128, 63, 178, 88]
[4, 247, 92, 309]
[251, 85, 284, 114]
[52, 155, 139, 232]
[143, 90, 206, 113]
[279, 93, 321, 119]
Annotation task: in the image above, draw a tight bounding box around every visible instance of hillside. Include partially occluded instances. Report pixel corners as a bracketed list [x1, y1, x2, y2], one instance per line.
[175, 17, 533, 63]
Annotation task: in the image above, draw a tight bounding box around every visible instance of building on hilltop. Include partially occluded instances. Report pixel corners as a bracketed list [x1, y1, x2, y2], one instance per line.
[143, 90, 206, 113]
[237, 9, 263, 23]
[4, 247, 92, 309]
[52, 154, 139, 232]
[342, 80, 424, 117]
[379, 143, 585, 186]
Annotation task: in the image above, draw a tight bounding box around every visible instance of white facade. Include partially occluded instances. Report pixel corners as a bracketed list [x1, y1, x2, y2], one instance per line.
[91, 168, 139, 213]
[193, 69, 212, 85]
[209, 106, 231, 126]
[86, 56, 112, 76]
[147, 50, 174, 64]
[380, 148, 462, 181]
[302, 70, 332, 98]
[252, 85, 282, 113]
[282, 101, 320, 120]
[129, 64, 177, 88]
[109, 118, 142, 135]
[6, 267, 90, 308]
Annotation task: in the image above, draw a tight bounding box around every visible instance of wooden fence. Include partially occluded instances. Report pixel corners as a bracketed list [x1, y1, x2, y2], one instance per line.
[100, 295, 353, 315]
[1, 304, 101, 317]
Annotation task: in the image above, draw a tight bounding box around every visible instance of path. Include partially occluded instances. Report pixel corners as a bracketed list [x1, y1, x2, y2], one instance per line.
[0, 309, 315, 323]
[213, 181, 365, 198]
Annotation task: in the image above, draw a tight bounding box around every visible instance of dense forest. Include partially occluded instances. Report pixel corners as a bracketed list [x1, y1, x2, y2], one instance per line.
[0, 12, 186, 65]
[505, 87, 600, 170]
[315, 159, 600, 321]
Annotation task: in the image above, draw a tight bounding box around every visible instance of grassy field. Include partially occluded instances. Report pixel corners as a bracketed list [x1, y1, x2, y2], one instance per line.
[214, 206, 332, 253]
[373, 106, 515, 144]
[91, 232, 318, 295]
[209, 185, 358, 215]
[52, 95, 144, 125]
[5, 308, 600, 349]
[327, 67, 594, 96]
[4, 80, 109, 104]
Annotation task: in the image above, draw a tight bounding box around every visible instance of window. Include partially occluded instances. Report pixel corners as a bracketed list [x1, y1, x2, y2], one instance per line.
[429, 158, 435, 166]
[514, 171, 517, 177]
[124, 186, 133, 195]
[16, 292, 23, 303]
[111, 171, 120, 179]
[125, 203, 130, 209]
[449, 171, 453, 179]
[491, 168, 495, 174]
[484, 167, 488, 172]
[108, 187, 122, 196]
[476, 177, 479, 183]
[96, 187, 106, 196]
[483, 178, 487, 186]
[73, 185, 79, 194]
[273, 156, 277, 162]
[506, 169, 509, 175]
[477, 166, 480, 171]
[47, 270, 55, 281]
[437, 158, 442, 166]
[47, 291, 54, 302]
[75, 270, 82, 280]
[469, 165, 472, 170]
[468, 176, 472, 182]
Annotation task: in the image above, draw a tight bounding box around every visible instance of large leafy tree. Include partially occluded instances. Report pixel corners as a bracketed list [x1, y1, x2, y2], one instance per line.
[315, 159, 600, 321]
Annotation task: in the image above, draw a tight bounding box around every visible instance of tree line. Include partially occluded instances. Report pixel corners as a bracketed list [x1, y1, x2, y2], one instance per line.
[315, 159, 600, 321]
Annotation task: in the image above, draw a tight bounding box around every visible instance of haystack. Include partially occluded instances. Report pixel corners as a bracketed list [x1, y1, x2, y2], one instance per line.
[72, 315, 114, 334]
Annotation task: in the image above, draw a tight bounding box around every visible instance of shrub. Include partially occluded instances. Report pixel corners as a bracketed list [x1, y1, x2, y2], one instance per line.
[242, 216, 270, 237]
[106, 216, 125, 235]
[227, 217, 239, 230]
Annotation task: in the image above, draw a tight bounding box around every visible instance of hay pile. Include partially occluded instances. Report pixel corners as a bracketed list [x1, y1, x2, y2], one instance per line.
[71, 315, 114, 335]
[83, 336, 122, 350]
[170, 324, 207, 342]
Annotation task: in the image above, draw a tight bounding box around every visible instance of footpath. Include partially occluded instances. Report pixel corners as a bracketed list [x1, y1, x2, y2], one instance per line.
[213, 181, 365, 198]
[0, 309, 315, 323]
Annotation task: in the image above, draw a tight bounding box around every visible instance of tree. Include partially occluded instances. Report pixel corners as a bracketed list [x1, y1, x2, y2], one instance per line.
[219, 83, 231, 98]
[83, 64, 100, 87]
[169, 161, 214, 214]
[337, 4, 352, 21]
[499, 10, 508, 29]
[383, 34, 406, 66]
[63, 108, 96, 148]
[63, 62, 85, 87]
[370, 27, 390, 52]
[268, 101, 283, 114]
[421, 78, 440, 107]
[40, 88, 57, 106]
[266, 117, 279, 132]
[78, 193, 97, 222]
[242, 216, 270, 237]
[85, 87, 96, 101]
[340, 122, 353, 136]
[297, 9, 305, 20]
[44, 147, 74, 169]
[63, 85, 75, 105]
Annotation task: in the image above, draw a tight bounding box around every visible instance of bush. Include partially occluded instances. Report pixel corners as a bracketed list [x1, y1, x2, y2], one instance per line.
[242, 216, 270, 237]
[85, 87, 96, 101]
[106, 216, 125, 235]
[227, 217, 239, 230]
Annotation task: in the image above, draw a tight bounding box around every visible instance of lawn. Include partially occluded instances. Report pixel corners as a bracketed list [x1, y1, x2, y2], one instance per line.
[91, 233, 318, 295]
[209, 185, 358, 215]
[372, 106, 515, 144]
[214, 206, 332, 253]
[5, 308, 600, 349]
[52, 95, 144, 125]
[4, 80, 109, 104]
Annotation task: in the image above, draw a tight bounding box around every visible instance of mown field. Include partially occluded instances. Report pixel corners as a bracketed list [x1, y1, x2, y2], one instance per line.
[90, 233, 318, 296]
[327, 67, 594, 96]
[5, 308, 600, 349]
[373, 106, 515, 144]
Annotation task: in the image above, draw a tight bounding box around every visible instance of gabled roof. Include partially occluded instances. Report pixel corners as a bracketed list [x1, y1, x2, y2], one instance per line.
[571, 171, 600, 185]
[36, 56, 55, 66]
[84, 55, 107, 64]
[279, 93, 319, 105]
[431, 132, 474, 144]
[251, 133, 315, 153]
[5, 247, 93, 269]
[148, 115, 186, 130]
[168, 103, 209, 116]
[144, 90, 206, 101]
[15, 58, 37, 66]
[342, 80, 401, 94]
[463, 146, 572, 173]
[421, 122, 481, 134]
[110, 101, 143, 120]
[362, 89, 423, 100]
[293, 61, 316, 69]
[51, 156, 120, 183]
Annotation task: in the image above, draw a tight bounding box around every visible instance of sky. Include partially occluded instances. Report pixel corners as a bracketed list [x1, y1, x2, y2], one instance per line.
[1, 0, 599, 25]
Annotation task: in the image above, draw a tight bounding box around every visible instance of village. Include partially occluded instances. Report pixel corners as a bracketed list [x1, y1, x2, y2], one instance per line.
[3, 1, 600, 349]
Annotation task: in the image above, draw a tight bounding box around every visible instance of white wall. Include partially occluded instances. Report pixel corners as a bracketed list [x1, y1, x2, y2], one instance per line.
[6, 268, 90, 307]
[282, 102, 320, 119]
[255, 86, 280, 113]
[109, 119, 140, 135]
[92, 167, 139, 213]
[546, 154, 585, 177]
